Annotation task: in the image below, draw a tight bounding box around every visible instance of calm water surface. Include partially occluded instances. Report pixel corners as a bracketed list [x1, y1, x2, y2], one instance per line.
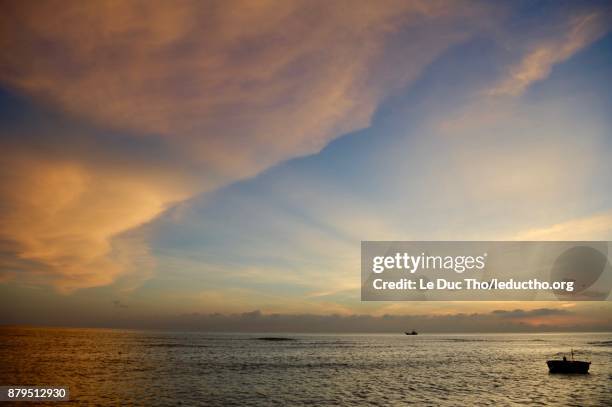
[1, 328, 610, 406]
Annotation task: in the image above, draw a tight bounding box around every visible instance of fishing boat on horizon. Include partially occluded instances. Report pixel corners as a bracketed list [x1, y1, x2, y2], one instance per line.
[404, 330, 418, 335]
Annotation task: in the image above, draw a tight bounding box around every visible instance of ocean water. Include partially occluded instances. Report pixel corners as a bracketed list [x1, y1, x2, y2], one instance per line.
[0, 328, 610, 406]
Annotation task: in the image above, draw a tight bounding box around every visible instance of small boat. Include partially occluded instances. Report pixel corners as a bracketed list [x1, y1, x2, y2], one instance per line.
[547, 349, 590, 374]
[405, 330, 418, 335]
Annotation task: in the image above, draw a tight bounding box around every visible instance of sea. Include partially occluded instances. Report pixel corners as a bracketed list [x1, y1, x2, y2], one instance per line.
[1, 328, 610, 406]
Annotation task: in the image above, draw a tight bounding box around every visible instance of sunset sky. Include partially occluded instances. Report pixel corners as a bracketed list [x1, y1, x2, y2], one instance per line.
[1, 0, 611, 332]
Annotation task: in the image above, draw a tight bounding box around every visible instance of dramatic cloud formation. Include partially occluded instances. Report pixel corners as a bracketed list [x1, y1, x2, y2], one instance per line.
[0, 0, 495, 289]
[1, 0, 492, 165]
[0, 1, 611, 330]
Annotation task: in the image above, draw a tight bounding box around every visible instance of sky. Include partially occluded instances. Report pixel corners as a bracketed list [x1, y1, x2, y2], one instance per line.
[1, 0, 611, 332]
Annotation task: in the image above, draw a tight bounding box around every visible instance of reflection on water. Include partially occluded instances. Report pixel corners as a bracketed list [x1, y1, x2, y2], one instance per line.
[1, 327, 610, 406]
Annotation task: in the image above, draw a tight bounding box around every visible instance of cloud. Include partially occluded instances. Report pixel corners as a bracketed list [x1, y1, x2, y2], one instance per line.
[63, 308, 610, 333]
[3, 278, 611, 331]
[0, 153, 191, 290]
[489, 10, 611, 96]
[0, 0, 494, 290]
[513, 212, 612, 241]
[488, 308, 589, 328]
[0, 0, 487, 174]
[491, 308, 569, 318]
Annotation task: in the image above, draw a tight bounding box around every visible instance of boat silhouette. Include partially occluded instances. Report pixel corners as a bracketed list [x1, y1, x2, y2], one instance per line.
[547, 349, 590, 374]
[404, 330, 418, 335]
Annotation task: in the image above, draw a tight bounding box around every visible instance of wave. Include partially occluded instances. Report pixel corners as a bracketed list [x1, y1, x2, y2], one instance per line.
[145, 343, 210, 348]
[254, 337, 296, 341]
[587, 340, 612, 347]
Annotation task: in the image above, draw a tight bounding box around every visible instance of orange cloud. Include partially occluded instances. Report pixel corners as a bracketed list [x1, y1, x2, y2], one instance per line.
[0, 1, 493, 290]
[0, 154, 192, 290]
[1, 0, 486, 174]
